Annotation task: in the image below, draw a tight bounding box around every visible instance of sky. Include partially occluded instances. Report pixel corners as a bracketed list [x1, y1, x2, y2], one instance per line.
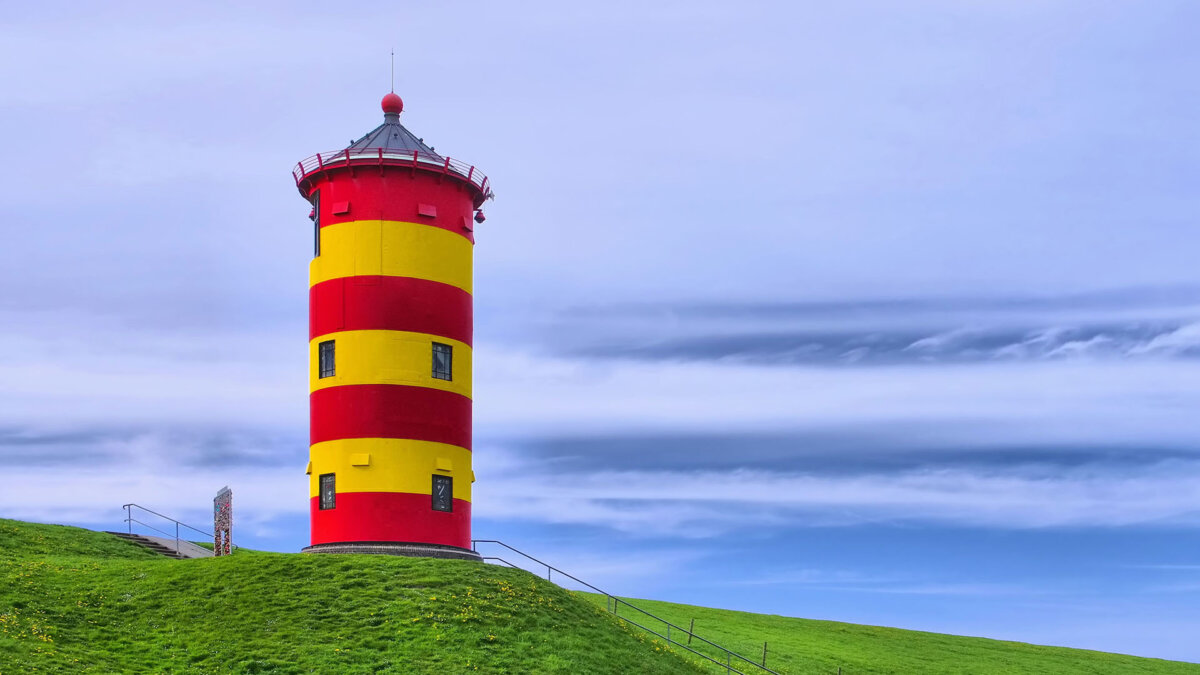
[2, 0, 1200, 663]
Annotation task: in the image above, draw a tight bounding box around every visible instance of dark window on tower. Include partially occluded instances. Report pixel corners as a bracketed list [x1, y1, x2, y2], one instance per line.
[432, 342, 453, 381]
[319, 473, 336, 510]
[318, 340, 336, 378]
[432, 474, 453, 512]
[311, 191, 321, 257]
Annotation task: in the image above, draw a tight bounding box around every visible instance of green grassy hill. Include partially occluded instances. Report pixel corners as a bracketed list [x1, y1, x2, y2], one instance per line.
[580, 594, 1200, 675]
[1, 518, 1197, 675]
[0, 519, 698, 674]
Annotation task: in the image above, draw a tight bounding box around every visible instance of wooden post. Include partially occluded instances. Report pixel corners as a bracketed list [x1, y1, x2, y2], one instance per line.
[762, 641, 768, 667]
[688, 618, 695, 645]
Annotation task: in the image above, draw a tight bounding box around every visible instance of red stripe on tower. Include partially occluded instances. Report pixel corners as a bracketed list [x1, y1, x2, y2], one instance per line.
[310, 276, 473, 344]
[310, 384, 472, 449]
[310, 493, 472, 549]
[312, 172, 477, 242]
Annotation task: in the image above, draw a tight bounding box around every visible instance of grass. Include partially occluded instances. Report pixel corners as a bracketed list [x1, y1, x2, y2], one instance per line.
[579, 593, 1200, 675]
[0, 519, 701, 674]
[2, 518, 1197, 675]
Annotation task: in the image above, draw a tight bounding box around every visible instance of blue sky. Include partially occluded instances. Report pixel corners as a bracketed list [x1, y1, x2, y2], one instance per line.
[3, 0, 1200, 663]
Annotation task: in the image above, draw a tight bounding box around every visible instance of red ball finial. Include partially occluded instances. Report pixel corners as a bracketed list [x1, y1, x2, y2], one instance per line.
[382, 92, 404, 115]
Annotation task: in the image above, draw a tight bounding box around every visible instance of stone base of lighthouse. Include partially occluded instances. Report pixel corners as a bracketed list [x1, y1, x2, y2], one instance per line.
[301, 542, 482, 561]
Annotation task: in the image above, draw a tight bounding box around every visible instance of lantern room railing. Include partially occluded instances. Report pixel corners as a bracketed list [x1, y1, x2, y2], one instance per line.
[293, 148, 492, 200]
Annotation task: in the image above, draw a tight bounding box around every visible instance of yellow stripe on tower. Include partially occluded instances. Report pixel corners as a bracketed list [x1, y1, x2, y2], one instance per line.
[310, 219, 473, 292]
[309, 330, 472, 398]
[308, 438, 473, 501]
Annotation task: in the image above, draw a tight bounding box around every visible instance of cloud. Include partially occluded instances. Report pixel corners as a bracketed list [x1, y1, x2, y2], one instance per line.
[533, 297, 1200, 367]
[7, 298, 1200, 543]
[0, 309, 304, 431]
[828, 583, 1058, 597]
[1128, 323, 1200, 357]
[0, 464, 303, 531]
[17, 426, 1200, 542]
[1145, 583, 1200, 594]
[474, 448, 1200, 535]
[732, 568, 1062, 597]
[0, 427, 301, 469]
[474, 345, 1200, 446]
[732, 568, 903, 587]
[509, 431, 1200, 475]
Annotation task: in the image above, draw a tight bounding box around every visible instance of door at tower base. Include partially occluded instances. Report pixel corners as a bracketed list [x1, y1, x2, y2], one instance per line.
[295, 91, 489, 560]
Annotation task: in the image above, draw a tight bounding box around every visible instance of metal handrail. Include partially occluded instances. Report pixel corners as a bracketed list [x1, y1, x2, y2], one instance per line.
[122, 503, 231, 555]
[472, 540, 780, 675]
[292, 148, 493, 200]
[125, 517, 179, 541]
[479, 553, 755, 674]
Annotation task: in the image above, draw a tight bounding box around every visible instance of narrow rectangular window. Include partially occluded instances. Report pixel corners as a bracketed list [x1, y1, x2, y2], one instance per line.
[432, 342, 453, 381]
[319, 473, 336, 510]
[311, 191, 321, 257]
[318, 340, 336, 378]
[432, 474, 453, 512]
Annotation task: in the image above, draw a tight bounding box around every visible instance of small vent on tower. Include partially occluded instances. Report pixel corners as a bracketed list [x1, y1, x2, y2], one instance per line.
[417, 203, 438, 218]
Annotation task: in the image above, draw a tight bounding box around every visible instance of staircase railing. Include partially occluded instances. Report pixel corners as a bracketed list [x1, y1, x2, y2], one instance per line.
[122, 503, 229, 555]
[472, 539, 780, 675]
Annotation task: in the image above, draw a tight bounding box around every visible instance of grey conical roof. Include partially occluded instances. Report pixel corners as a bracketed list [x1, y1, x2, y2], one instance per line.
[345, 111, 443, 159]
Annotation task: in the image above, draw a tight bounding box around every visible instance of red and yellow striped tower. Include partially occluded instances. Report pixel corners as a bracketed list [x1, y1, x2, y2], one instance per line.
[293, 92, 491, 560]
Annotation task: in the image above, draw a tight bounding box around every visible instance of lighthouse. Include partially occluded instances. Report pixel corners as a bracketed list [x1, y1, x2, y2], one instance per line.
[293, 92, 491, 560]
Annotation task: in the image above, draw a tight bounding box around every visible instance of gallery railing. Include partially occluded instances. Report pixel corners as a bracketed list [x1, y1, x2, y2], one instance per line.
[292, 148, 492, 200]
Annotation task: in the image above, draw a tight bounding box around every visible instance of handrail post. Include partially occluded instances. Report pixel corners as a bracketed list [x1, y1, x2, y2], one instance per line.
[175, 521, 180, 552]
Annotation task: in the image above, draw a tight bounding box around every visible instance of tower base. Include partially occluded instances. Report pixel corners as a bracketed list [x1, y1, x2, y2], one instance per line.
[302, 541, 482, 561]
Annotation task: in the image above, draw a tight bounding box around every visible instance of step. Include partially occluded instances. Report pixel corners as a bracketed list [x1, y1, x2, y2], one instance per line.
[105, 532, 213, 559]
